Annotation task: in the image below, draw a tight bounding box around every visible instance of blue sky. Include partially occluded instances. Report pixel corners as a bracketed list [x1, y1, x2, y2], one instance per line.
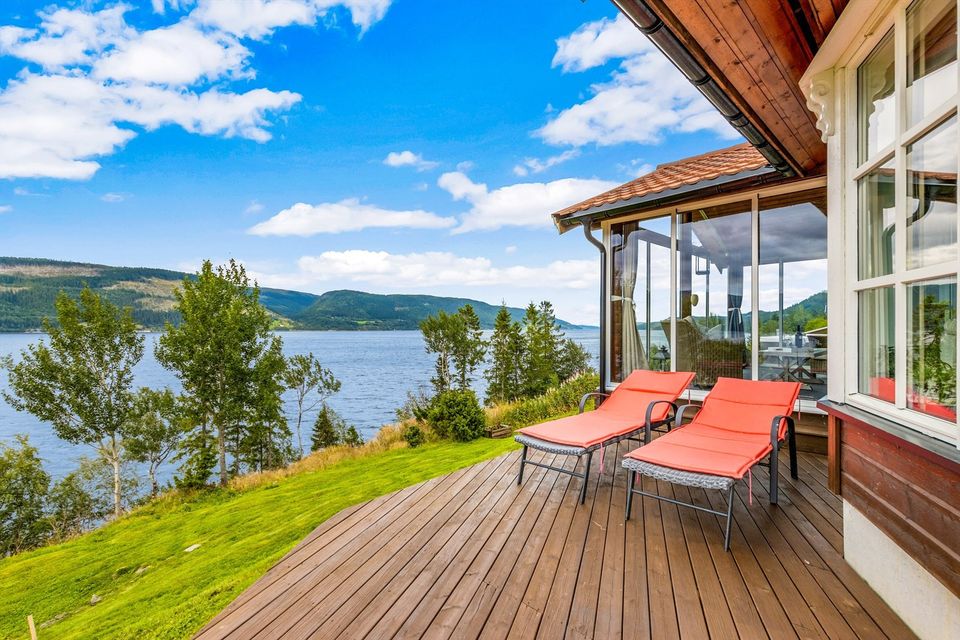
[0, 0, 740, 324]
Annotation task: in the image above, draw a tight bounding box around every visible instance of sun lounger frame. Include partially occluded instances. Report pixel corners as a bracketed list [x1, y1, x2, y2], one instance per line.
[516, 394, 678, 505]
[623, 404, 797, 550]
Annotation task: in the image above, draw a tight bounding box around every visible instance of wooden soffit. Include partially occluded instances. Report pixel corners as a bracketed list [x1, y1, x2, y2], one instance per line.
[622, 0, 848, 176]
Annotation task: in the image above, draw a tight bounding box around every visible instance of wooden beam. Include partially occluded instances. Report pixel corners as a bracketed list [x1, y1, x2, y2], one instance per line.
[827, 414, 841, 494]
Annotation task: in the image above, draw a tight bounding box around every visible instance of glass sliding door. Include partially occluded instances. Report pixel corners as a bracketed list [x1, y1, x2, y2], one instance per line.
[609, 216, 671, 382]
[758, 189, 829, 399]
[675, 201, 752, 389]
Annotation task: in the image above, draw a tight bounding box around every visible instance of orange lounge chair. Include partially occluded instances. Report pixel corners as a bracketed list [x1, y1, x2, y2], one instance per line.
[515, 370, 695, 504]
[622, 377, 800, 550]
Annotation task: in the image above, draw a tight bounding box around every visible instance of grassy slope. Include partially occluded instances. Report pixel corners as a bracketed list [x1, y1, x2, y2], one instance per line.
[0, 437, 519, 640]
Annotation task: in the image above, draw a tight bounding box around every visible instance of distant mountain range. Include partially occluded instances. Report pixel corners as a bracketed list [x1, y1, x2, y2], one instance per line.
[0, 257, 587, 332]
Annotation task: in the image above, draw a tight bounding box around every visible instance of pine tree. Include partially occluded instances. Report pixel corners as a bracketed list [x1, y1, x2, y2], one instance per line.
[310, 404, 340, 451]
[485, 304, 524, 404]
[520, 301, 561, 397]
[556, 338, 591, 382]
[340, 425, 364, 447]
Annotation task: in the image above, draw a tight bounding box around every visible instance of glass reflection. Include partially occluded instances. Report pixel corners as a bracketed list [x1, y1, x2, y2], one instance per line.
[906, 116, 958, 269]
[908, 279, 957, 422]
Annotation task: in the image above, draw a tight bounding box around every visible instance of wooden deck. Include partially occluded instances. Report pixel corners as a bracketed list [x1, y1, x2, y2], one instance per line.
[196, 443, 915, 639]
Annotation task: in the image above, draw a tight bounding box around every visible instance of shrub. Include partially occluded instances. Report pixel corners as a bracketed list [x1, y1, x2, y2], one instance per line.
[402, 424, 425, 448]
[428, 389, 486, 442]
[499, 371, 600, 429]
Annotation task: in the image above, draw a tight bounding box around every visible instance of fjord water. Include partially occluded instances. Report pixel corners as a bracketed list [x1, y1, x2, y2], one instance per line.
[0, 330, 599, 480]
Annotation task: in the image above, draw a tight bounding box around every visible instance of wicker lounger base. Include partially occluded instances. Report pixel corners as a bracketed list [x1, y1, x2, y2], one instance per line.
[514, 425, 665, 506]
[622, 457, 739, 550]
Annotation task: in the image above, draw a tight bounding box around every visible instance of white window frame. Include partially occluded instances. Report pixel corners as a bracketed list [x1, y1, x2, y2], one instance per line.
[601, 177, 828, 415]
[836, 0, 960, 445]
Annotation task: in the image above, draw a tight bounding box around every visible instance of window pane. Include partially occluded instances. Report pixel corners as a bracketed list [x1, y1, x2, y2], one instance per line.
[858, 30, 896, 163]
[676, 201, 751, 390]
[858, 157, 897, 278]
[610, 217, 671, 382]
[907, 116, 958, 268]
[859, 287, 896, 402]
[759, 188, 828, 400]
[908, 278, 957, 422]
[907, 0, 958, 127]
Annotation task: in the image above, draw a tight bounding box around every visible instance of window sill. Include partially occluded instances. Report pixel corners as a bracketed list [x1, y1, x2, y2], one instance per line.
[817, 397, 960, 467]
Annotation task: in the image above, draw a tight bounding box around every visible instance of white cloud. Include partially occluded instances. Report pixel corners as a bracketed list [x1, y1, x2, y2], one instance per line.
[191, 0, 392, 38]
[540, 15, 737, 147]
[438, 171, 617, 233]
[288, 250, 598, 289]
[552, 14, 648, 72]
[13, 187, 44, 196]
[505, 245, 517, 254]
[244, 200, 265, 214]
[0, 205, 11, 214]
[101, 192, 126, 202]
[0, 1, 392, 180]
[93, 22, 250, 86]
[247, 198, 455, 235]
[513, 149, 580, 176]
[455, 160, 474, 172]
[383, 150, 439, 171]
[617, 159, 654, 178]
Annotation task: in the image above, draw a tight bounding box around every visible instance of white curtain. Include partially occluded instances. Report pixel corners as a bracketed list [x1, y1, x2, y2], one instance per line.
[619, 228, 647, 373]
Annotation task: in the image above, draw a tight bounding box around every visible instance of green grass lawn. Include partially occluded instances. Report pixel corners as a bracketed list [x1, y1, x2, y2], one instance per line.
[0, 437, 520, 639]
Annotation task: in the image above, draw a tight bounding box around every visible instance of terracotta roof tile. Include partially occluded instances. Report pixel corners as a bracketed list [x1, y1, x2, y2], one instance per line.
[552, 142, 768, 224]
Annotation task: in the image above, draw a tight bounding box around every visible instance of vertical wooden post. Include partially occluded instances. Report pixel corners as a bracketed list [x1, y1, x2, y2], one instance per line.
[827, 414, 841, 494]
[27, 615, 37, 640]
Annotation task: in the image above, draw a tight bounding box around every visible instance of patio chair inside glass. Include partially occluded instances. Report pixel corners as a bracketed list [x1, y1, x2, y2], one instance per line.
[622, 377, 800, 550]
[515, 370, 695, 504]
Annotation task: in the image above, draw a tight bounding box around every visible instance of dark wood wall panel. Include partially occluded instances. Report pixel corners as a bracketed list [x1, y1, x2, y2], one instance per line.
[840, 425, 960, 598]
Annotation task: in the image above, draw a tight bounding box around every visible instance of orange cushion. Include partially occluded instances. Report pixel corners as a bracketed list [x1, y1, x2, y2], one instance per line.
[693, 377, 800, 435]
[518, 412, 644, 448]
[624, 425, 772, 479]
[517, 370, 696, 449]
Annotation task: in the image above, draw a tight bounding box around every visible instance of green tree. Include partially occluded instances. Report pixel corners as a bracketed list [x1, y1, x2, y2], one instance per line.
[125, 388, 187, 498]
[556, 338, 591, 383]
[485, 304, 524, 404]
[339, 424, 364, 447]
[310, 404, 341, 451]
[428, 389, 486, 441]
[451, 304, 486, 390]
[2, 287, 144, 518]
[419, 310, 461, 393]
[0, 435, 50, 555]
[155, 260, 287, 486]
[520, 301, 563, 397]
[45, 468, 104, 543]
[283, 353, 341, 458]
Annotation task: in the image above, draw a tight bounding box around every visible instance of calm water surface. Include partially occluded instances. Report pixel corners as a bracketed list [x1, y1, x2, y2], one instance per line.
[0, 330, 599, 480]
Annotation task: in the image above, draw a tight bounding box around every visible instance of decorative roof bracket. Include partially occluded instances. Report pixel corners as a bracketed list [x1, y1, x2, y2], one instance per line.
[804, 69, 836, 143]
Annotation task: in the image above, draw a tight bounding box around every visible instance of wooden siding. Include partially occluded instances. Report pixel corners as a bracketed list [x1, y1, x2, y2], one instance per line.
[838, 421, 960, 599]
[196, 443, 914, 639]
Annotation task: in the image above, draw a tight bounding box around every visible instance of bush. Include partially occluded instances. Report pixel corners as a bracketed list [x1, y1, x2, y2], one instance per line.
[499, 371, 600, 429]
[428, 389, 486, 442]
[402, 424, 425, 448]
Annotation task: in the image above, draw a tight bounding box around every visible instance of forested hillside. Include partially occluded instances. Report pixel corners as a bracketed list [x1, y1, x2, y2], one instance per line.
[0, 258, 584, 331]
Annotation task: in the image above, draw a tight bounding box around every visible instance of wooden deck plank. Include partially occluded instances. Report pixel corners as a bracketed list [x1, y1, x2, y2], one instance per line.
[299, 452, 520, 639]
[195, 447, 916, 640]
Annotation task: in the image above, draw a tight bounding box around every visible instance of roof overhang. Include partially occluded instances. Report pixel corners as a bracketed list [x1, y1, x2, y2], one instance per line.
[556, 165, 781, 232]
[613, 0, 843, 177]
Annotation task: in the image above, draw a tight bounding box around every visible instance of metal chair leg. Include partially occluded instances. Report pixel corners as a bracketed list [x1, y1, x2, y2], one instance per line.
[723, 486, 735, 551]
[580, 451, 593, 504]
[787, 421, 799, 480]
[517, 445, 527, 486]
[769, 443, 780, 504]
[625, 471, 635, 520]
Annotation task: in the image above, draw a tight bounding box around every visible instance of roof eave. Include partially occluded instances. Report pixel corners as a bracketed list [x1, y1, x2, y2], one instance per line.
[553, 166, 779, 233]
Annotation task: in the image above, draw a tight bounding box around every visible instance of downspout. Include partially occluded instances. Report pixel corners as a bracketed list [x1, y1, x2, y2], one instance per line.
[581, 220, 607, 394]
